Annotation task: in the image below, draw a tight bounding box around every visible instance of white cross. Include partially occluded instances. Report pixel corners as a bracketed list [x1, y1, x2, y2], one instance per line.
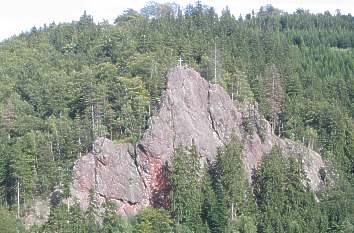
[178, 57, 183, 67]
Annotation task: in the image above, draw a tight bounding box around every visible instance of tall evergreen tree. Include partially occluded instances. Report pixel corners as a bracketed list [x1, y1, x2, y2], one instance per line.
[170, 145, 204, 232]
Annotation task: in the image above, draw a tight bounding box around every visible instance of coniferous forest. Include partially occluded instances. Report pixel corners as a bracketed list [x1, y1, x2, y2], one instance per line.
[0, 1, 353, 232]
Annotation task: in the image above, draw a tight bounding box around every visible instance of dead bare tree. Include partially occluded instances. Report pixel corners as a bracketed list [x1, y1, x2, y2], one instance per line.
[264, 64, 283, 135]
[1, 100, 15, 140]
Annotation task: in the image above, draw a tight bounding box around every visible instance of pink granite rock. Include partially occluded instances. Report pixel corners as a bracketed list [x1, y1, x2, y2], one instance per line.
[136, 67, 324, 202]
[71, 138, 145, 216]
[71, 66, 325, 215]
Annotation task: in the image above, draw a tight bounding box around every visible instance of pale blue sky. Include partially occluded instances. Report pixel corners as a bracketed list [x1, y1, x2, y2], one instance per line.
[1, 0, 353, 41]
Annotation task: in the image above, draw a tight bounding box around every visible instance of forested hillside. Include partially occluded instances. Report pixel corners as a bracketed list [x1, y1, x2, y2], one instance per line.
[0, 2, 353, 232]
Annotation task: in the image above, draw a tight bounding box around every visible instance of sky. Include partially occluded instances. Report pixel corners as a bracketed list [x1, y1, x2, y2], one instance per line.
[1, 0, 353, 41]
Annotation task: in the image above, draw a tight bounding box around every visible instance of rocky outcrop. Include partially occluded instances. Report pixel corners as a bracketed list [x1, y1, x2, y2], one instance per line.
[136, 67, 324, 200]
[71, 66, 325, 215]
[24, 198, 50, 228]
[71, 138, 145, 216]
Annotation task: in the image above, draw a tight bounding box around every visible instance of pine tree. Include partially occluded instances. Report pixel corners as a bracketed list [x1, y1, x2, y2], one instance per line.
[42, 203, 88, 233]
[0, 207, 22, 233]
[217, 135, 255, 218]
[254, 149, 325, 233]
[102, 201, 132, 233]
[202, 165, 227, 233]
[135, 207, 173, 233]
[170, 145, 204, 232]
[85, 188, 100, 233]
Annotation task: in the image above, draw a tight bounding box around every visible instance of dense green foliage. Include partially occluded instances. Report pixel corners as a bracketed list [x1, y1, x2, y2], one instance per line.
[253, 149, 325, 233]
[0, 207, 24, 232]
[170, 145, 205, 232]
[0, 1, 353, 232]
[135, 207, 173, 233]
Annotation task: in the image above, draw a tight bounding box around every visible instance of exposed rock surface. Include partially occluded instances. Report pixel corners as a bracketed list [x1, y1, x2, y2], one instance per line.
[71, 66, 325, 215]
[24, 198, 50, 228]
[71, 138, 145, 216]
[136, 67, 324, 200]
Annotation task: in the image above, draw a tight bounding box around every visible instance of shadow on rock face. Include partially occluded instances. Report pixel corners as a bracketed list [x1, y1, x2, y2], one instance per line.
[50, 189, 62, 207]
[150, 161, 171, 209]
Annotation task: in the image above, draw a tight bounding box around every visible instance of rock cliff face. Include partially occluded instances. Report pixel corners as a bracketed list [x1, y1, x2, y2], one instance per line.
[71, 66, 324, 215]
[71, 138, 145, 216]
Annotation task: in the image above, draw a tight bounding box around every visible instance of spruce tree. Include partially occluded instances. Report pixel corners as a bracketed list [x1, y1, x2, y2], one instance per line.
[170, 145, 204, 232]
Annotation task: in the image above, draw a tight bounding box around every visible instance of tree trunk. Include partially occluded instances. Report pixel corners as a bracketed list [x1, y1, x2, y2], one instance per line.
[78, 137, 82, 158]
[91, 104, 95, 151]
[231, 203, 234, 221]
[17, 181, 20, 218]
[214, 41, 217, 83]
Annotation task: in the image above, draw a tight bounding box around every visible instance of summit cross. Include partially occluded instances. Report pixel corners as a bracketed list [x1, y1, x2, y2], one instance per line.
[178, 57, 183, 67]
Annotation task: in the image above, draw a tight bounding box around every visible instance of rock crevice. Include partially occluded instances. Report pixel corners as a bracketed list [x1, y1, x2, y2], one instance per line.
[207, 84, 223, 143]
